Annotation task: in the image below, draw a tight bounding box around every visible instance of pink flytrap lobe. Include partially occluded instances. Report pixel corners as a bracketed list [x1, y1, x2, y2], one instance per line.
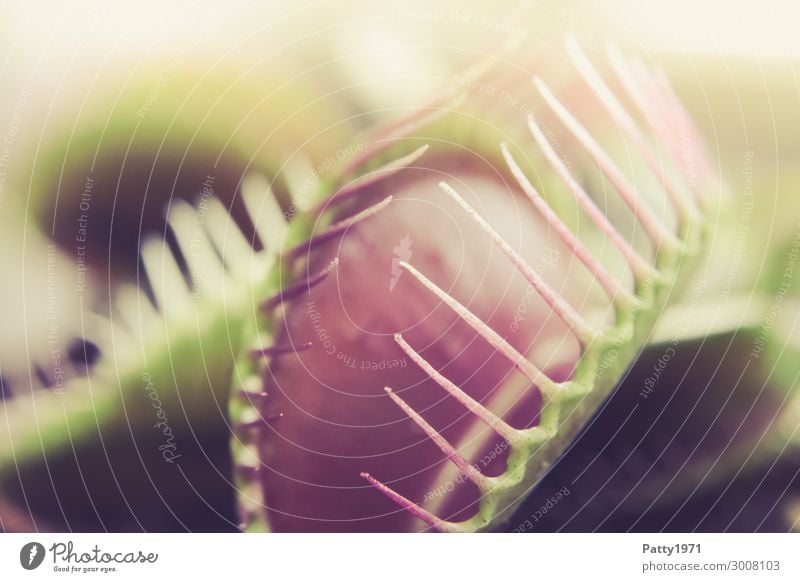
[224, 38, 718, 532]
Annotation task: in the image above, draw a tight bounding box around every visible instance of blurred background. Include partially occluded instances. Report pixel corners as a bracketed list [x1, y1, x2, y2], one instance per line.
[1, 0, 799, 532]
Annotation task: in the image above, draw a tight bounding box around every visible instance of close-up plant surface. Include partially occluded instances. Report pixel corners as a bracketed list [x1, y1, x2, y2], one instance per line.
[0, 0, 799, 534]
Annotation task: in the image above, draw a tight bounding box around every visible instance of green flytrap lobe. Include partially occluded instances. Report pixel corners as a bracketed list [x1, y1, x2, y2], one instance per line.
[0, 38, 724, 532]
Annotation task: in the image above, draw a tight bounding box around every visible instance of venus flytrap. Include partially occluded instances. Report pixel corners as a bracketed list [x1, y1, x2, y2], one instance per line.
[0, 39, 726, 532]
[228, 41, 724, 532]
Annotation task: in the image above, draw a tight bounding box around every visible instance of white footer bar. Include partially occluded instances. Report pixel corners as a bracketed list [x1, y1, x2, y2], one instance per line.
[1, 533, 797, 581]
